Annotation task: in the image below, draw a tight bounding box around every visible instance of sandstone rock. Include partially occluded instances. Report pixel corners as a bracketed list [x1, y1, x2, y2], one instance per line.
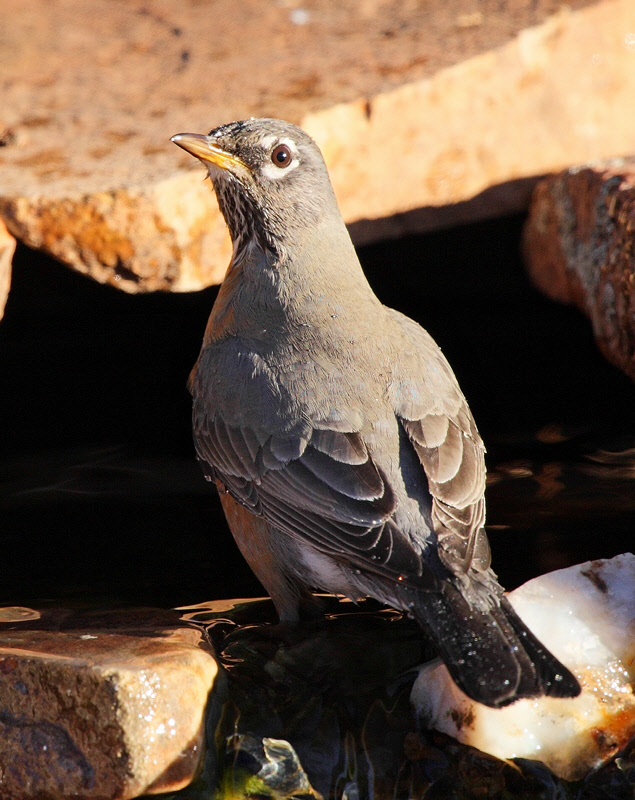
[0, 607, 218, 800]
[524, 160, 635, 381]
[1, 0, 634, 293]
[412, 554, 635, 782]
[0, 219, 16, 318]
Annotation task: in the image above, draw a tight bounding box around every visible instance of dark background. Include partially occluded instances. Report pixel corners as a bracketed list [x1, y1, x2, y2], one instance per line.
[2, 214, 634, 608]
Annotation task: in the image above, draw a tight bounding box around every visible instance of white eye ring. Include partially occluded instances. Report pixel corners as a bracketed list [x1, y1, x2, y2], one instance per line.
[260, 136, 300, 180]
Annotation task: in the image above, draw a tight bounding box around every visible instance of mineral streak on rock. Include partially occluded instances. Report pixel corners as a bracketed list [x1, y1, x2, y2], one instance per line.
[524, 161, 635, 381]
[0, 608, 218, 800]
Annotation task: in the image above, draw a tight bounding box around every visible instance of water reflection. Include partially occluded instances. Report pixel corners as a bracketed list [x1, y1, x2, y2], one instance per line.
[188, 598, 429, 800]
[485, 431, 635, 584]
[159, 597, 635, 800]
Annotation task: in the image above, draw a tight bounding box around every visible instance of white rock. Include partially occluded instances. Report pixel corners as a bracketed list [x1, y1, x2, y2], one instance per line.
[411, 553, 635, 781]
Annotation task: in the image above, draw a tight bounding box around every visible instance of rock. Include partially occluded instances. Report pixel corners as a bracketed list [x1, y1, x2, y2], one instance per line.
[0, 607, 218, 800]
[220, 735, 322, 800]
[0, 219, 16, 318]
[1, 0, 635, 293]
[411, 553, 635, 781]
[524, 160, 635, 381]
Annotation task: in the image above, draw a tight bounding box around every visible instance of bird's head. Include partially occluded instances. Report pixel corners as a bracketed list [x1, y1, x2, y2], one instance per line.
[171, 118, 340, 256]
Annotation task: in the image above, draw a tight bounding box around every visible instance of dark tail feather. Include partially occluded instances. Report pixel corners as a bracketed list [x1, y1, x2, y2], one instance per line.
[408, 582, 580, 708]
[497, 595, 581, 700]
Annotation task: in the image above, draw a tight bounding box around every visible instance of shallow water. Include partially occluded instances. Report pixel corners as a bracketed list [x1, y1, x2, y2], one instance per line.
[1, 214, 634, 797]
[160, 593, 635, 800]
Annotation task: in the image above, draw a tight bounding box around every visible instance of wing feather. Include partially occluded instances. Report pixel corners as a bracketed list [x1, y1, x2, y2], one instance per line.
[387, 309, 490, 576]
[192, 403, 427, 581]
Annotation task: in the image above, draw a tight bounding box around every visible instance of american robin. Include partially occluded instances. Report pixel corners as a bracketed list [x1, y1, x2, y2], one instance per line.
[171, 119, 580, 708]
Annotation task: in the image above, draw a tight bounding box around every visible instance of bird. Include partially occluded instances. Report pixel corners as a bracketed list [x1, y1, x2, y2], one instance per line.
[171, 118, 580, 708]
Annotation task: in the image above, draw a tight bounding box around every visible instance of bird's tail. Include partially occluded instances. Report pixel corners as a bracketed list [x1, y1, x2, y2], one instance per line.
[404, 579, 580, 708]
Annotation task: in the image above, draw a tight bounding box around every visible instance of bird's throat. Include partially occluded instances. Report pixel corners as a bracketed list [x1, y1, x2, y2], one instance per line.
[206, 185, 379, 345]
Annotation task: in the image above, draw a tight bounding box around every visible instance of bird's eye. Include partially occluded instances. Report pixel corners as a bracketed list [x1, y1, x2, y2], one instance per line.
[271, 144, 292, 168]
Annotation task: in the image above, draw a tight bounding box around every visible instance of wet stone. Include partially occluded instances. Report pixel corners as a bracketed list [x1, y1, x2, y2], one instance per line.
[0, 607, 218, 800]
[412, 554, 635, 781]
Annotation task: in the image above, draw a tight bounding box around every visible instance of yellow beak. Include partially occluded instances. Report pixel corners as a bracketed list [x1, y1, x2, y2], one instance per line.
[170, 133, 249, 172]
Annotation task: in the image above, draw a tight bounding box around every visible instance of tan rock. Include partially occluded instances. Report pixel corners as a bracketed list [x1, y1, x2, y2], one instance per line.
[1, 0, 634, 291]
[307, 0, 635, 241]
[0, 607, 218, 800]
[0, 179, 228, 293]
[0, 219, 16, 318]
[523, 159, 635, 381]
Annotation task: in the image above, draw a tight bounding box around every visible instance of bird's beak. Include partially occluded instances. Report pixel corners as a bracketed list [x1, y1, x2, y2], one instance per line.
[170, 133, 249, 172]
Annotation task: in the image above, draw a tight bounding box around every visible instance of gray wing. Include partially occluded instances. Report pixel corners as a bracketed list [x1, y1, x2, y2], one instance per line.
[191, 305, 488, 583]
[387, 309, 491, 576]
[192, 403, 425, 579]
